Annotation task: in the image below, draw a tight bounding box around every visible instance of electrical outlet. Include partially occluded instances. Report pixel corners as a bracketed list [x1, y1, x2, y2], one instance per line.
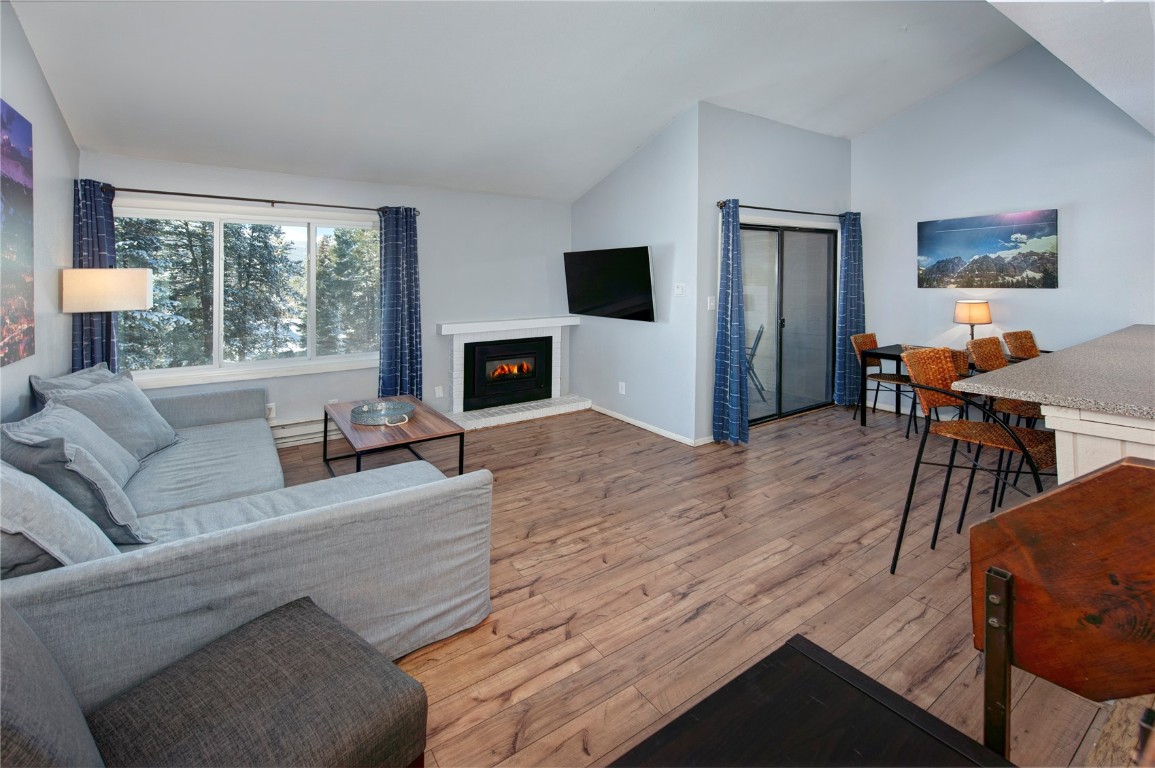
[618, 381, 626, 395]
[265, 403, 276, 419]
[707, 296, 716, 311]
[327, 399, 339, 405]
[674, 283, 685, 297]
[434, 385, 444, 398]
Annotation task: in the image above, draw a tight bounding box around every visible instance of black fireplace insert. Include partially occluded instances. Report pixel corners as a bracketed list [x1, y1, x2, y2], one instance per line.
[463, 336, 552, 411]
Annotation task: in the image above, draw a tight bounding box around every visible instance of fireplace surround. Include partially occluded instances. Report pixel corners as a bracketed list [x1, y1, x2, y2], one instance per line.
[438, 316, 589, 429]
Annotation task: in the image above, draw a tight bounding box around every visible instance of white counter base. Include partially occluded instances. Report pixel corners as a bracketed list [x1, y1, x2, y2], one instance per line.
[1043, 404, 1155, 484]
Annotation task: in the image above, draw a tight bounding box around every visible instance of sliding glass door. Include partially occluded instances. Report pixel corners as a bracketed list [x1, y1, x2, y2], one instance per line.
[740, 225, 836, 423]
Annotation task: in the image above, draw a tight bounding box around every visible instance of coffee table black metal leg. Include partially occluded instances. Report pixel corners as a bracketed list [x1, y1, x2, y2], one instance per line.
[458, 433, 465, 475]
[322, 412, 335, 477]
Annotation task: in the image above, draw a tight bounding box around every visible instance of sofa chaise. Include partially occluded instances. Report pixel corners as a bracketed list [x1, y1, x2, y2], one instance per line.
[1, 365, 493, 714]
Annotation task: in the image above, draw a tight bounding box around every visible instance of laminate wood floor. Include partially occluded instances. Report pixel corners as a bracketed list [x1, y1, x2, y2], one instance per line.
[279, 406, 1112, 767]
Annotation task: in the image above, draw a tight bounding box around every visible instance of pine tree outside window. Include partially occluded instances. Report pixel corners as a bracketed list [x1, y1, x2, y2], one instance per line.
[114, 204, 380, 376]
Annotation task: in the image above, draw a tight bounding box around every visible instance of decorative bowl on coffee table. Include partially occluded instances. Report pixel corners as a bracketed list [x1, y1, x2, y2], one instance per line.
[350, 401, 415, 426]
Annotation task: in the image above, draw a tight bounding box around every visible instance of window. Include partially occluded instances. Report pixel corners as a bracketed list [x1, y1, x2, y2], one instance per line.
[115, 205, 380, 376]
[222, 222, 308, 363]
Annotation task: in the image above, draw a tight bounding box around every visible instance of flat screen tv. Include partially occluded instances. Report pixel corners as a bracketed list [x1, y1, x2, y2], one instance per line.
[563, 246, 655, 322]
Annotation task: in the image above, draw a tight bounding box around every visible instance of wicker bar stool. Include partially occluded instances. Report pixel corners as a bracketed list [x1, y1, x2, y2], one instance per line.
[967, 336, 1008, 373]
[967, 337, 1042, 425]
[1002, 330, 1041, 360]
[851, 333, 918, 433]
[890, 347, 1056, 574]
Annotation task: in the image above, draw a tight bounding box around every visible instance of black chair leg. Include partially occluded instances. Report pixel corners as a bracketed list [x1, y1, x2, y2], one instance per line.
[871, 381, 881, 414]
[957, 444, 985, 534]
[999, 453, 1028, 507]
[989, 450, 1007, 514]
[931, 440, 959, 549]
[905, 397, 919, 439]
[892, 419, 931, 575]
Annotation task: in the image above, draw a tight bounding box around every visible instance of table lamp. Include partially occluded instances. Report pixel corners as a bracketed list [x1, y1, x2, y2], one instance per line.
[62, 268, 153, 313]
[954, 299, 992, 341]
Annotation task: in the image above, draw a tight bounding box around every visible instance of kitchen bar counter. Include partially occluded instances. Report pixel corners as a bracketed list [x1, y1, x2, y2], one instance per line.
[954, 324, 1155, 482]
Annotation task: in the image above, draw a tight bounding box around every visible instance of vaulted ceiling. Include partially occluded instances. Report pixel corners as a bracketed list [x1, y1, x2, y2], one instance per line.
[11, 1, 1151, 202]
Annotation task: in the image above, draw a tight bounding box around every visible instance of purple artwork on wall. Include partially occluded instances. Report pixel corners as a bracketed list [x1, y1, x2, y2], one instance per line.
[1, 100, 35, 365]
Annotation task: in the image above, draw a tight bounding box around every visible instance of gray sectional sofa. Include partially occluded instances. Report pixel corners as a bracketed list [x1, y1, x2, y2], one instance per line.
[1, 365, 493, 713]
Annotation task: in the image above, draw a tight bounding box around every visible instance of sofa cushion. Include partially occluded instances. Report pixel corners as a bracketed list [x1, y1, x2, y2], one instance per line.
[0, 602, 106, 767]
[28, 362, 123, 408]
[0, 436, 153, 546]
[2, 402, 139, 487]
[132, 460, 446, 543]
[87, 597, 427, 768]
[0, 463, 120, 579]
[125, 419, 284, 518]
[51, 375, 179, 461]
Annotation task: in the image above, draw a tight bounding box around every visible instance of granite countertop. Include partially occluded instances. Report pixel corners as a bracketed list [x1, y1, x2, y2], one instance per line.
[953, 324, 1155, 420]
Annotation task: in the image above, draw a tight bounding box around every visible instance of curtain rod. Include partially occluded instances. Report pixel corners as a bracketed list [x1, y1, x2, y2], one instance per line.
[100, 184, 419, 215]
[716, 201, 839, 219]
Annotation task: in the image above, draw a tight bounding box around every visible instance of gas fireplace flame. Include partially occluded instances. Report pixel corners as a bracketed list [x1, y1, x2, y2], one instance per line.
[490, 361, 533, 381]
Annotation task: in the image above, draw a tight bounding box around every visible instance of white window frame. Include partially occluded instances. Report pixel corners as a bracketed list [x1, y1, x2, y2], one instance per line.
[114, 194, 380, 389]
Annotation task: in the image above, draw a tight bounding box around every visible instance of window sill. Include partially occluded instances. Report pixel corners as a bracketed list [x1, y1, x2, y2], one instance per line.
[131, 355, 378, 390]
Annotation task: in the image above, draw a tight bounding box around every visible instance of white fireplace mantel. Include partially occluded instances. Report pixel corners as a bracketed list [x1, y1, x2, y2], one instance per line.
[437, 316, 580, 337]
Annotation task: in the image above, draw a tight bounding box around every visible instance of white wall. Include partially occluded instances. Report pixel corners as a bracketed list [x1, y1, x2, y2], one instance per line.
[0, 1, 81, 421]
[570, 106, 700, 441]
[853, 42, 1155, 394]
[695, 103, 851, 439]
[78, 152, 572, 426]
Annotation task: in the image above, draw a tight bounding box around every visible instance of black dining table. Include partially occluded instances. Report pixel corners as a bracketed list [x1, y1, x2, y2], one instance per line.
[858, 344, 908, 427]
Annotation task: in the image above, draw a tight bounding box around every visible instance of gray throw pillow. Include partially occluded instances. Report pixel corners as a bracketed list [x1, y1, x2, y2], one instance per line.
[28, 362, 128, 408]
[1, 462, 120, 579]
[0, 436, 154, 546]
[50, 374, 179, 461]
[0, 602, 105, 767]
[2, 402, 139, 487]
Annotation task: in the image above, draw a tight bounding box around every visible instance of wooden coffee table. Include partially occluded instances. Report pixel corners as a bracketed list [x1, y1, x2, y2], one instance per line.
[322, 396, 465, 477]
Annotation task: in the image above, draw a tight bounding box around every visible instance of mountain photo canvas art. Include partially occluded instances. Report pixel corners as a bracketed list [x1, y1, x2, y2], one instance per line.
[917, 209, 1058, 288]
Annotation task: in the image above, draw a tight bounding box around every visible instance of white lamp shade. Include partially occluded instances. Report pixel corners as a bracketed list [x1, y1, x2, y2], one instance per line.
[62, 269, 154, 313]
[953, 300, 992, 325]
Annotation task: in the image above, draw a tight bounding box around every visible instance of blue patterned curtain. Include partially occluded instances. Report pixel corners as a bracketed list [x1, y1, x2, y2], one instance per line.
[377, 207, 422, 398]
[712, 199, 748, 444]
[72, 179, 118, 372]
[834, 212, 865, 406]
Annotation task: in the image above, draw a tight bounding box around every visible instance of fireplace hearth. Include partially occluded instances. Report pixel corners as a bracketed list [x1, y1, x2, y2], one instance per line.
[463, 336, 552, 411]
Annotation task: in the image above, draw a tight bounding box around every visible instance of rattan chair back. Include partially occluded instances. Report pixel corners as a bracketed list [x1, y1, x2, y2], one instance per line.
[1003, 330, 1040, 359]
[949, 349, 970, 377]
[850, 332, 880, 368]
[901, 347, 962, 415]
[967, 337, 1007, 372]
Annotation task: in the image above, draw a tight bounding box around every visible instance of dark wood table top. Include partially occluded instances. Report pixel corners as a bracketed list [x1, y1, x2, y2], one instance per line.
[611, 634, 1010, 767]
[325, 396, 464, 453]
